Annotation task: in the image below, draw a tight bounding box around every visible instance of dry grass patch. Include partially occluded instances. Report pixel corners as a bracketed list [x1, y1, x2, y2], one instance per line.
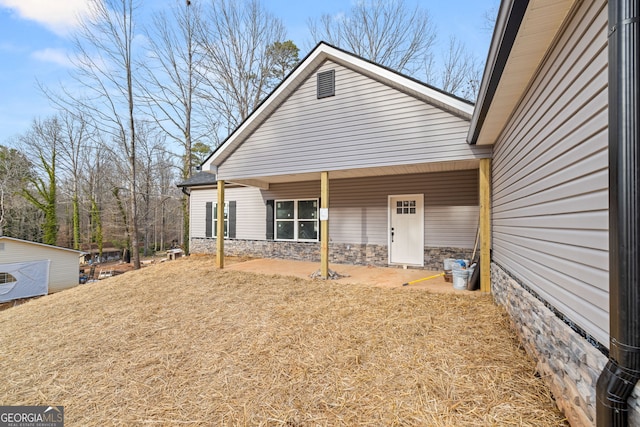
[0, 256, 567, 426]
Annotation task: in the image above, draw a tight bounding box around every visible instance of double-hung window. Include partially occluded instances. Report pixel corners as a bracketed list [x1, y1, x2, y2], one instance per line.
[206, 200, 235, 239]
[275, 199, 318, 241]
[213, 201, 229, 238]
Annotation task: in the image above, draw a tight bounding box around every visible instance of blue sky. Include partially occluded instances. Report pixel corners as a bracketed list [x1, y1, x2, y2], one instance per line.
[0, 0, 497, 146]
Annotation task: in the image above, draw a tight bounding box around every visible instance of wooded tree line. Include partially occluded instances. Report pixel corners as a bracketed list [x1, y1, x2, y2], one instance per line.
[0, 0, 489, 268]
[0, 116, 191, 257]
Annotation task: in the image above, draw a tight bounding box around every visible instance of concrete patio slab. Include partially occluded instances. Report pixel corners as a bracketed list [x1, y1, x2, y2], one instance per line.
[225, 258, 479, 294]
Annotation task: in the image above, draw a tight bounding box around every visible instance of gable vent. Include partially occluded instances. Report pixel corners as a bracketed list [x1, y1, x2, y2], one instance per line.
[317, 70, 335, 99]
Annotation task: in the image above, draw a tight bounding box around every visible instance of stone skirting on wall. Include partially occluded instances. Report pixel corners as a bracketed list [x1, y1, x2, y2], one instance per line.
[190, 238, 473, 270]
[491, 262, 614, 426]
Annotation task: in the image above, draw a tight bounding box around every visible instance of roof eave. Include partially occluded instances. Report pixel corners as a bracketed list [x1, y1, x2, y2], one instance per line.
[0, 236, 86, 256]
[467, 0, 577, 146]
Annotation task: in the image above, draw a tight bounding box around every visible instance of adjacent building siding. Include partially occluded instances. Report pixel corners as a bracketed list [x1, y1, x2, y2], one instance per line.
[0, 239, 81, 292]
[492, 0, 608, 345]
[191, 170, 478, 249]
[218, 60, 490, 181]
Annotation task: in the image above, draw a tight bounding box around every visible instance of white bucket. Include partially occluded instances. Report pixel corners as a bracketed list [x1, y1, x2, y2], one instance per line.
[443, 258, 456, 271]
[452, 268, 469, 290]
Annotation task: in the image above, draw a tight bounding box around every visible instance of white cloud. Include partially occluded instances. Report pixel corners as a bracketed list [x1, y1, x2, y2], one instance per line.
[0, 0, 94, 36]
[31, 48, 72, 67]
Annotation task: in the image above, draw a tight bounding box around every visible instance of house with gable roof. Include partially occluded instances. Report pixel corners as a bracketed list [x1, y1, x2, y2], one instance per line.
[180, 0, 640, 422]
[179, 42, 492, 280]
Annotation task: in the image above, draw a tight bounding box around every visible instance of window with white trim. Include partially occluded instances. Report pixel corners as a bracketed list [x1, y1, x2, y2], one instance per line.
[275, 199, 319, 241]
[213, 201, 229, 238]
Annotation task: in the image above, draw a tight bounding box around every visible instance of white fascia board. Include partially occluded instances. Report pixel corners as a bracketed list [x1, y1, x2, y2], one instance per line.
[323, 46, 474, 118]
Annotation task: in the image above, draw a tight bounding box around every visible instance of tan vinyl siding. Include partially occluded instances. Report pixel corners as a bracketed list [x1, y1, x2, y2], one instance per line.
[218, 61, 490, 181]
[492, 0, 609, 345]
[0, 239, 80, 292]
[327, 172, 478, 246]
[191, 170, 479, 248]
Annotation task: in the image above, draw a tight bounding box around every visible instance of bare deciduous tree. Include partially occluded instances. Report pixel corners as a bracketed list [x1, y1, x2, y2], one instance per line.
[197, 0, 288, 136]
[431, 36, 483, 102]
[308, 1, 488, 101]
[483, 3, 499, 33]
[141, 0, 208, 255]
[308, 0, 436, 76]
[82, 146, 106, 260]
[62, 0, 142, 268]
[57, 111, 90, 250]
[135, 121, 165, 256]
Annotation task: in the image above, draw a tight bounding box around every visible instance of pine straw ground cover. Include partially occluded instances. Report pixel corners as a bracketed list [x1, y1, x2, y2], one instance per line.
[0, 256, 567, 426]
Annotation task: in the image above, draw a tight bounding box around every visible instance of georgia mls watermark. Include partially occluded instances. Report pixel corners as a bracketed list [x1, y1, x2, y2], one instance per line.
[0, 406, 63, 427]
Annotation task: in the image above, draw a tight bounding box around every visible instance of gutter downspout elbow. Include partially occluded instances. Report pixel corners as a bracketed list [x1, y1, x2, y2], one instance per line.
[596, 0, 640, 424]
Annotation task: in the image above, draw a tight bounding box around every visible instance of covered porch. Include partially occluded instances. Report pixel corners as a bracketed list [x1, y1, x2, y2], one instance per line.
[199, 43, 493, 292]
[210, 158, 491, 292]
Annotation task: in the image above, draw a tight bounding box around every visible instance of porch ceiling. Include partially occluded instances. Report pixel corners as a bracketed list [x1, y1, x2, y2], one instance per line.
[228, 159, 480, 187]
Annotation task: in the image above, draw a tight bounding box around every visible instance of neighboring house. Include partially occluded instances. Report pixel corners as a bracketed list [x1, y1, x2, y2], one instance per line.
[469, 0, 639, 425]
[179, 42, 492, 276]
[0, 236, 85, 302]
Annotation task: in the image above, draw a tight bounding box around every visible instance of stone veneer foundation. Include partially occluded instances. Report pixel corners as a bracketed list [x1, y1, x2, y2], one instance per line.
[491, 262, 640, 426]
[190, 238, 473, 270]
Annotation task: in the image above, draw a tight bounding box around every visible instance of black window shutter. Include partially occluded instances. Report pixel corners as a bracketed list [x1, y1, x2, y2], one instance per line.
[266, 200, 274, 240]
[228, 201, 236, 239]
[205, 202, 213, 238]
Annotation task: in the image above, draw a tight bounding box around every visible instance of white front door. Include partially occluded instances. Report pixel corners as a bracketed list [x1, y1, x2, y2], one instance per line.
[389, 194, 424, 266]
